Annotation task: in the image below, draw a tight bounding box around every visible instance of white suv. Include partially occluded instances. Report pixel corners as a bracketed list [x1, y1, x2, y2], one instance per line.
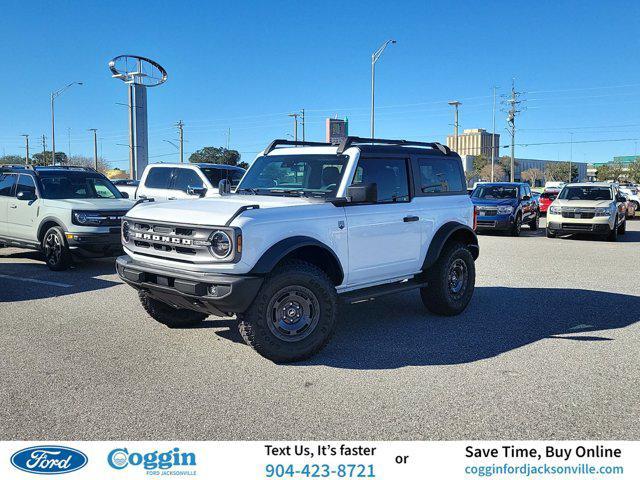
[130, 163, 246, 201]
[116, 137, 479, 362]
[0, 165, 133, 270]
[546, 182, 627, 241]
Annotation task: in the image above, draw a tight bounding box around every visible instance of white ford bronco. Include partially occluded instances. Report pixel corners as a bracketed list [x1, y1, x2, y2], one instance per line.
[0, 165, 133, 270]
[116, 137, 479, 362]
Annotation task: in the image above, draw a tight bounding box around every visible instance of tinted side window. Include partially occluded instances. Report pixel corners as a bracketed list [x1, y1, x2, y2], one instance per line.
[16, 174, 36, 196]
[173, 169, 204, 192]
[144, 168, 174, 189]
[0, 173, 17, 196]
[352, 158, 409, 203]
[416, 157, 465, 194]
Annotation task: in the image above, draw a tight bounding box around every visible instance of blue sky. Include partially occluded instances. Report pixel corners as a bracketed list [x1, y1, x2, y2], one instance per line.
[0, 0, 639, 168]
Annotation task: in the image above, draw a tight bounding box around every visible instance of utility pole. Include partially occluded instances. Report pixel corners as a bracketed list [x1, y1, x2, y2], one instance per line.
[569, 132, 573, 183]
[504, 79, 524, 182]
[41, 134, 47, 157]
[176, 120, 184, 163]
[68, 127, 72, 159]
[288, 113, 300, 142]
[301, 108, 305, 142]
[448, 101, 462, 153]
[88, 129, 98, 170]
[226, 127, 230, 150]
[491, 86, 498, 181]
[22, 134, 30, 164]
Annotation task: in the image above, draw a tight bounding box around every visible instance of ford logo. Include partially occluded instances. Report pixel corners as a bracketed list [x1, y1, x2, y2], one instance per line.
[11, 446, 88, 475]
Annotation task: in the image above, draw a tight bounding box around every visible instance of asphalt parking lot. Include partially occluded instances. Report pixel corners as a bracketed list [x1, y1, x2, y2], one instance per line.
[1, 218, 639, 440]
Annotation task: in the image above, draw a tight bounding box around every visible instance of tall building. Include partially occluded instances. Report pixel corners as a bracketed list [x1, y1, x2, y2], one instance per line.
[446, 128, 500, 158]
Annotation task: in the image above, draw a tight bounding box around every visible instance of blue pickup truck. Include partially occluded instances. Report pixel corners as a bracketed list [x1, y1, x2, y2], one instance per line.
[470, 182, 539, 236]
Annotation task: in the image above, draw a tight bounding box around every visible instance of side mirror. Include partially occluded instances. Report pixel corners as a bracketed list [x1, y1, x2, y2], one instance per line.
[218, 179, 232, 196]
[120, 191, 130, 199]
[616, 195, 627, 203]
[187, 186, 208, 197]
[16, 190, 36, 201]
[522, 195, 531, 201]
[347, 183, 378, 204]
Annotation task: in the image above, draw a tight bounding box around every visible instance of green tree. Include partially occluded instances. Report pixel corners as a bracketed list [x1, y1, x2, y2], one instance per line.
[545, 162, 578, 182]
[520, 168, 544, 186]
[67, 155, 110, 173]
[498, 156, 517, 181]
[188, 146, 241, 166]
[596, 164, 612, 182]
[626, 159, 640, 183]
[31, 151, 68, 166]
[0, 154, 24, 165]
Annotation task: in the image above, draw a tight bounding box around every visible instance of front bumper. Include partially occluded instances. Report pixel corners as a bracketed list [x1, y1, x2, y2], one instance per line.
[546, 214, 612, 235]
[116, 255, 263, 315]
[475, 214, 513, 231]
[65, 231, 123, 257]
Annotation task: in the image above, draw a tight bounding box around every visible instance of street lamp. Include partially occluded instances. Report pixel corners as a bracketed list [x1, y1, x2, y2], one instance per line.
[51, 81, 82, 165]
[448, 100, 462, 154]
[371, 39, 396, 138]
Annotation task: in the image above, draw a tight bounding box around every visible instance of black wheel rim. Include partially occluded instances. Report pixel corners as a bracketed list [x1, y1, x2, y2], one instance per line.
[44, 232, 62, 265]
[267, 285, 320, 342]
[447, 258, 468, 299]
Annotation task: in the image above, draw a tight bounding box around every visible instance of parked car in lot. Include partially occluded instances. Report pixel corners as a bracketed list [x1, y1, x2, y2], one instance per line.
[0, 165, 134, 270]
[112, 179, 139, 198]
[546, 182, 627, 241]
[623, 194, 637, 219]
[116, 137, 479, 362]
[538, 188, 560, 215]
[619, 185, 639, 213]
[131, 163, 246, 201]
[470, 182, 539, 236]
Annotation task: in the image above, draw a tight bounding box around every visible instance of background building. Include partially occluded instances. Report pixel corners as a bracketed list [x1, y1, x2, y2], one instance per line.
[447, 128, 500, 157]
[325, 117, 348, 143]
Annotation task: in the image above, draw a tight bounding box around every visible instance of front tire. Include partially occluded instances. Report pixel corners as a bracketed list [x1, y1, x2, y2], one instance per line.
[42, 226, 72, 271]
[529, 211, 539, 231]
[238, 260, 337, 363]
[511, 214, 522, 237]
[420, 242, 475, 316]
[546, 228, 556, 238]
[618, 219, 626, 235]
[608, 222, 619, 241]
[139, 291, 207, 328]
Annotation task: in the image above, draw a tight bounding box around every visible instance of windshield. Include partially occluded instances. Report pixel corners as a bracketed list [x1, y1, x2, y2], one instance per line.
[472, 185, 518, 199]
[558, 186, 612, 201]
[540, 191, 558, 200]
[39, 172, 123, 199]
[200, 167, 245, 188]
[237, 154, 348, 198]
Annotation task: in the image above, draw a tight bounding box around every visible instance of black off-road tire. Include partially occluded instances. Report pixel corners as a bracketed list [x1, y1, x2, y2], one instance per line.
[139, 291, 207, 328]
[237, 260, 338, 363]
[618, 219, 626, 235]
[511, 214, 522, 237]
[42, 226, 72, 271]
[546, 228, 556, 238]
[607, 223, 619, 241]
[420, 242, 475, 316]
[529, 212, 539, 231]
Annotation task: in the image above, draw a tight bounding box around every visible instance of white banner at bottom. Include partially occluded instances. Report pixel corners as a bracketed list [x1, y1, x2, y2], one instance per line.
[0, 441, 637, 479]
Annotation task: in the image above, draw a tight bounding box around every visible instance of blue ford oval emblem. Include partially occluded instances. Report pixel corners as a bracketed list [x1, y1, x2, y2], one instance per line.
[11, 446, 88, 475]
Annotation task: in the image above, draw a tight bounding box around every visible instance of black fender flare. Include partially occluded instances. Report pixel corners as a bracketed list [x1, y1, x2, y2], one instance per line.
[422, 222, 479, 270]
[37, 216, 69, 241]
[249, 236, 344, 281]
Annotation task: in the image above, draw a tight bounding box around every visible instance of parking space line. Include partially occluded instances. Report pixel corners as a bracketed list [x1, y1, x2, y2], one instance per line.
[0, 274, 72, 288]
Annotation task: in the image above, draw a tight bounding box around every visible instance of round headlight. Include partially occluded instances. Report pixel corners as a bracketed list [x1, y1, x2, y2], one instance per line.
[75, 212, 88, 224]
[122, 220, 130, 243]
[210, 230, 232, 258]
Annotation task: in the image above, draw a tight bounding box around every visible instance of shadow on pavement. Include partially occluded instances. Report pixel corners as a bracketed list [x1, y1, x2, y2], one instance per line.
[296, 286, 640, 369]
[0, 259, 120, 303]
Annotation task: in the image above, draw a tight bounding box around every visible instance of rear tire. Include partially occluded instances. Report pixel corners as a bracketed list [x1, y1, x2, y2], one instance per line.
[42, 226, 72, 271]
[238, 260, 338, 362]
[139, 291, 207, 328]
[420, 242, 475, 316]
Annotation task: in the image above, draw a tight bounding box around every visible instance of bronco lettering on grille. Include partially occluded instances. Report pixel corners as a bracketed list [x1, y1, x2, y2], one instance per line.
[133, 232, 193, 245]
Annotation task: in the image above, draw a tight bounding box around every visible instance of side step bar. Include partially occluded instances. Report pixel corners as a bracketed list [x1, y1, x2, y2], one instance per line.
[340, 278, 427, 304]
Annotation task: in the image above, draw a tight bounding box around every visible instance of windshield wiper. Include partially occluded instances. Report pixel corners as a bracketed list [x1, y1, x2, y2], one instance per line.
[268, 189, 327, 198]
[236, 187, 259, 195]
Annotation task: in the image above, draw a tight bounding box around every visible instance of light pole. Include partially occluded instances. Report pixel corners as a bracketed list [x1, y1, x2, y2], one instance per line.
[491, 86, 498, 181]
[448, 101, 462, 153]
[288, 113, 300, 143]
[50, 81, 82, 165]
[371, 39, 396, 138]
[88, 129, 98, 170]
[21, 134, 29, 164]
[569, 132, 573, 183]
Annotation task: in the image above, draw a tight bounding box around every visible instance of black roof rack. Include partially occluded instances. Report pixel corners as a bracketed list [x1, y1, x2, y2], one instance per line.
[34, 165, 98, 172]
[264, 139, 333, 155]
[336, 136, 451, 155]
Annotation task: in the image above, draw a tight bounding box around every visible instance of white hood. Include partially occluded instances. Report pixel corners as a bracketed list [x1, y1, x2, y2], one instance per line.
[45, 198, 135, 210]
[553, 199, 614, 209]
[126, 194, 319, 225]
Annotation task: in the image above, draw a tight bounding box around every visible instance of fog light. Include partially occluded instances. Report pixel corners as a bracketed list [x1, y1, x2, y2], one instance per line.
[208, 284, 231, 298]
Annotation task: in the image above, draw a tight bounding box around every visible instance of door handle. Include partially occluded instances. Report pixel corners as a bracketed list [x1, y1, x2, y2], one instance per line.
[168, 197, 176, 200]
[403, 215, 419, 222]
[9, 204, 17, 209]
